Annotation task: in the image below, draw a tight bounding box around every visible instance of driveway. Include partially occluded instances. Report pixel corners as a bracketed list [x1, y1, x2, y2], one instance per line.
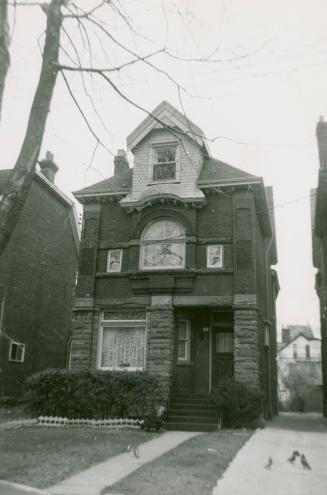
[213, 412, 327, 495]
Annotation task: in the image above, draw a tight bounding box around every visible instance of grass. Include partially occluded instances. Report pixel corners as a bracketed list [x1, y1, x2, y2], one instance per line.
[104, 430, 251, 495]
[0, 405, 32, 423]
[0, 426, 157, 489]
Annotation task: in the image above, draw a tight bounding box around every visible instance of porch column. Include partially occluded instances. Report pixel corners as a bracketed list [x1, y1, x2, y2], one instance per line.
[233, 295, 260, 388]
[146, 295, 175, 398]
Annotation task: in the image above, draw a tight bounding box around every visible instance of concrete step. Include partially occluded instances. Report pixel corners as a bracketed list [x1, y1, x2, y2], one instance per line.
[168, 414, 218, 424]
[170, 402, 217, 411]
[169, 408, 218, 418]
[167, 422, 218, 432]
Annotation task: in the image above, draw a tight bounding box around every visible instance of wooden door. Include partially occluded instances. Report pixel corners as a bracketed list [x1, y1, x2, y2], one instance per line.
[211, 328, 234, 389]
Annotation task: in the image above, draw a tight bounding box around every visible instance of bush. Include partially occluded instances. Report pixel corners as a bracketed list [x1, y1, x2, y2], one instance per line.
[210, 379, 263, 428]
[25, 368, 165, 419]
[0, 396, 26, 407]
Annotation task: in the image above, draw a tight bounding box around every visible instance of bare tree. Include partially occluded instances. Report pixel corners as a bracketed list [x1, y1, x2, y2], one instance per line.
[0, 0, 263, 255]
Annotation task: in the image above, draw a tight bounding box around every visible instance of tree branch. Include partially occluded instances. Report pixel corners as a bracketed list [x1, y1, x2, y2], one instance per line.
[0, 0, 10, 120]
[60, 69, 112, 155]
[0, 0, 64, 253]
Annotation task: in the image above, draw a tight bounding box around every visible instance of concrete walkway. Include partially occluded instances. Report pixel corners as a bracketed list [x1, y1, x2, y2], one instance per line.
[213, 413, 327, 495]
[47, 431, 200, 495]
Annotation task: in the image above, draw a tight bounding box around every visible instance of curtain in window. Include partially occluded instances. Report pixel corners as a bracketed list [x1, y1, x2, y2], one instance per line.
[101, 327, 145, 368]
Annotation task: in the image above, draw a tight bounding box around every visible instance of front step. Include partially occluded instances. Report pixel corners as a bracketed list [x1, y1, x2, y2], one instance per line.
[167, 391, 218, 432]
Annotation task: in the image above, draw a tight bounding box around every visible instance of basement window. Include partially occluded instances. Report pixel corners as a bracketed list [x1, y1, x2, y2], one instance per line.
[9, 342, 25, 363]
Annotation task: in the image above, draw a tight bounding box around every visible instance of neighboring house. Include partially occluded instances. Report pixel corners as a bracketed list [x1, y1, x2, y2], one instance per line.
[278, 326, 322, 411]
[312, 116, 327, 417]
[0, 153, 79, 396]
[70, 101, 279, 429]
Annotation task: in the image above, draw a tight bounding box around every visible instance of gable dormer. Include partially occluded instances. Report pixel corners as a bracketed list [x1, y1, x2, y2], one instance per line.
[120, 101, 209, 209]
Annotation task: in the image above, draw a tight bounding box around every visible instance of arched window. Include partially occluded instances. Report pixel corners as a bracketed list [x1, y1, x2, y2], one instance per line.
[140, 220, 186, 270]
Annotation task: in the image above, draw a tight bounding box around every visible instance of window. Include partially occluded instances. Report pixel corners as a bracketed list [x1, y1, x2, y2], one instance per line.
[9, 342, 25, 362]
[98, 319, 146, 370]
[305, 344, 311, 359]
[216, 332, 234, 353]
[107, 249, 123, 272]
[140, 220, 185, 270]
[207, 245, 223, 268]
[152, 144, 177, 181]
[293, 344, 297, 359]
[177, 320, 191, 361]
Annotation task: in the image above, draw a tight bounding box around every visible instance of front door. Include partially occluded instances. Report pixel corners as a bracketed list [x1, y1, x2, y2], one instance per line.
[211, 327, 234, 389]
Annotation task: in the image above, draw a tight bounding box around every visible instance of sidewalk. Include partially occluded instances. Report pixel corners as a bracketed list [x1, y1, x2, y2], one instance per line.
[213, 413, 327, 495]
[47, 431, 201, 495]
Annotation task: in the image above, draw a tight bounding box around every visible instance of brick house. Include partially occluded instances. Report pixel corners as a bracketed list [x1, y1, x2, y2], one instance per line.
[312, 116, 327, 417]
[0, 153, 79, 396]
[278, 326, 322, 411]
[71, 101, 279, 428]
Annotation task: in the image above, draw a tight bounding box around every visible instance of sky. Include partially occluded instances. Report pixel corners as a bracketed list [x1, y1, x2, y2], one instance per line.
[1, 0, 327, 336]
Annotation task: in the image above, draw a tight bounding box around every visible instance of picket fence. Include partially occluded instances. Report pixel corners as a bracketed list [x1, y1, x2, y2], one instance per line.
[37, 416, 144, 429]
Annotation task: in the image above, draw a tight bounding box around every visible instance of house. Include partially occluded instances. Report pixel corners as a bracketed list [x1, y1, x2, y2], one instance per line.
[312, 116, 327, 417]
[277, 326, 322, 411]
[70, 101, 279, 429]
[0, 153, 79, 396]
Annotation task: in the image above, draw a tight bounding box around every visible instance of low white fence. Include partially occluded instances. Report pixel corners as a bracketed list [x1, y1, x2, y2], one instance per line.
[37, 416, 144, 429]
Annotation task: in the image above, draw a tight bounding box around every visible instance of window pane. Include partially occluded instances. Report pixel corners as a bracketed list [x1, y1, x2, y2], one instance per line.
[178, 341, 186, 359]
[153, 162, 176, 181]
[101, 327, 145, 368]
[178, 322, 187, 340]
[142, 242, 184, 268]
[154, 147, 176, 163]
[108, 249, 122, 272]
[216, 333, 234, 353]
[207, 245, 223, 268]
[144, 221, 184, 241]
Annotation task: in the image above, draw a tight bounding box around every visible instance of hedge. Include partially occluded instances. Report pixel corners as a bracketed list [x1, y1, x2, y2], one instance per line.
[211, 379, 263, 428]
[25, 368, 165, 419]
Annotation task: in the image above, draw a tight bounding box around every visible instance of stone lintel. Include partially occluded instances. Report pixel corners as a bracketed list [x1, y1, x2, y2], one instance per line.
[151, 294, 173, 306]
[173, 295, 233, 306]
[233, 293, 258, 309]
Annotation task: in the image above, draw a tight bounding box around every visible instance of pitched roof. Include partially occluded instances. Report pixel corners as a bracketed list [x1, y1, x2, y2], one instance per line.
[127, 100, 209, 154]
[197, 158, 259, 184]
[278, 332, 320, 353]
[73, 168, 132, 196]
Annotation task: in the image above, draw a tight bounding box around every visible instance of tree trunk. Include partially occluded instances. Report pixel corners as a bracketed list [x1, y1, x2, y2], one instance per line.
[0, 0, 10, 120]
[0, 0, 64, 254]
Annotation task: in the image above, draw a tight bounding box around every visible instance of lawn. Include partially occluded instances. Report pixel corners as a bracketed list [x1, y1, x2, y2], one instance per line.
[104, 430, 251, 495]
[0, 426, 157, 489]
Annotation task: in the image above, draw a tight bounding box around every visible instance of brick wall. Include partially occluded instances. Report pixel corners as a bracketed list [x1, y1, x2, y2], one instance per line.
[0, 178, 78, 395]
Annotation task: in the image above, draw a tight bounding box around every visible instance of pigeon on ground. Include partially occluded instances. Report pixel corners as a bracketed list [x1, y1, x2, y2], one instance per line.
[300, 454, 312, 470]
[133, 446, 140, 458]
[265, 457, 273, 469]
[288, 450, 301, 463]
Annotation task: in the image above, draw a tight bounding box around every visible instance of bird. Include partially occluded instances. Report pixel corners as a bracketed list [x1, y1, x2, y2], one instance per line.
[133, 446, 140, 458]
[300, 454, 312, 470]
[288, 450, 301, 463]
[265, 457, 273, 469]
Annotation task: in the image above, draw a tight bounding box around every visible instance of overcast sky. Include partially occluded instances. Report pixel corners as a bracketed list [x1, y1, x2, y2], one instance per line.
[1, 0, 326, 336]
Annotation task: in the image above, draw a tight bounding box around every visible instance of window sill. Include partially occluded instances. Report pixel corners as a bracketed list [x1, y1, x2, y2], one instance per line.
[176, 361, 193, 366]
[98, 366, 144, 372]
[146, 180, 180, 186]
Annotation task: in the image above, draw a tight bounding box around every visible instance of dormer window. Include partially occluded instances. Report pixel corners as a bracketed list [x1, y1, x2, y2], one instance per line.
[151, 143, 178, 182]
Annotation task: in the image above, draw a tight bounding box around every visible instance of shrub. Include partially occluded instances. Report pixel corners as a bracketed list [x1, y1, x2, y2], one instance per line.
[25, 368, 164, 419]
[210, 379, 263, 428]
